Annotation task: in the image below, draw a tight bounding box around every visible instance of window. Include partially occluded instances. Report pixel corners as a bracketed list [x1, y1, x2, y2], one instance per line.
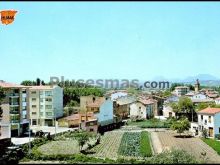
[40, 105, 44, 109]
[208, 116, 212, 123]
[32, 119, 37, 125]
[201, 115, 203, 120]
[32, 112, 37, 115]
[32, 105, 37, 108]
[46, 98, 52, 102]
[139, 107, 141, 110]
[40, 98, 44, 102]
[40, 112, 44, 116]
[45, 91, 52, 96]
[46, 105, 52, 109]
[31, 91, 37, 94]
[32, 98, 36, 101]
[46, 112, 53, 116]
[205, 120, 207, 125]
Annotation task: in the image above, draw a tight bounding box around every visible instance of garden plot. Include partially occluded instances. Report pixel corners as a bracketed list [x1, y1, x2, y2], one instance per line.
[37, 140, 80, 155]
[89, 131, 124, 160]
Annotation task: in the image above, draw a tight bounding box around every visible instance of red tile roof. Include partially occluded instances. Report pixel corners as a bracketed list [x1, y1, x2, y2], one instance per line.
[138, 98, 156, 105]
[198, 107, 220, 115]
[0, 81, 25, 88]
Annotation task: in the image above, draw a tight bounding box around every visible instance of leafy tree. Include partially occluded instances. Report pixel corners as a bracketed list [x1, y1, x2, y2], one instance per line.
[171, 117, 190, 136]
[41, 80, 46, 85]
[170, 96, 194, 120]
[195, 102, 216, 112]
[63, 87, 104, 106]
[73, 131, 94, 151]
[21, 80, 33, 86]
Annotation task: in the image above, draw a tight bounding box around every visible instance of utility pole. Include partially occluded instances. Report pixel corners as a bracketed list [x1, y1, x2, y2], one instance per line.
[54, 107, 57, 137]
[28, 119, 31, 154]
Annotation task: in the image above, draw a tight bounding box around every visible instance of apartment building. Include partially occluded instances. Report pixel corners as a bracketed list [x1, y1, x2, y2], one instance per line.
[0, 81, 29, 138]
[28, 85, 63, 127]
[174, 86, 189, 96]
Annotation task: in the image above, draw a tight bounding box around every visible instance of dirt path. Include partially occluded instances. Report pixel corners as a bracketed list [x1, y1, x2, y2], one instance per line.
[155, 130, 220, 163]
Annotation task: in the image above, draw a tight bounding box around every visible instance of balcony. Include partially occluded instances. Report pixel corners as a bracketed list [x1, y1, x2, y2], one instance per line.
[11, 120, 19, 124]
[9, 93, 19, 97]
[10, 110, 19, 114]
[9, 102, 19, 106]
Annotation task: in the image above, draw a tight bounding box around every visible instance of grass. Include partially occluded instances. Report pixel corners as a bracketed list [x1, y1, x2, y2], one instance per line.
[127, 119, 169, 128]
[202, 138, 220, 155]
[37, 140, 80, 155]
[140, 131, 152, 157]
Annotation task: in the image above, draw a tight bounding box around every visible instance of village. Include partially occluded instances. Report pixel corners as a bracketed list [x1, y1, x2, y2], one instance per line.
[1, 79, 220, 164]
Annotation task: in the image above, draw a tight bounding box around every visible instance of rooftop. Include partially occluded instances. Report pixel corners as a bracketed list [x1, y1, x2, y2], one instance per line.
[198, 107, 220, 115]
[29, 85, 58, 90]
[0, 81, 26, 88]
[175, 86, 189, 89]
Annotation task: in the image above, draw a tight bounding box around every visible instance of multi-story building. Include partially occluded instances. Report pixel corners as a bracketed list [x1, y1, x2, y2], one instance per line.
[191, 107, 220, 138]
[174, 86, 189, 96]
[130, 98, 158, 120]
[80, 95, 114, 127]
[0, 81, 29, 138]
[28, 85, 63, 127]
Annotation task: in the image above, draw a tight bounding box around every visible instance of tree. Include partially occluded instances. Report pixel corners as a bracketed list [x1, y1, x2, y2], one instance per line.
[170, 96, 194, 121]
[151, 118, 160, 132]
[0, 87, 5, 117]
[20, 80, 33, 86]
[41, 80, 46, 85]
[74, 131, 93, 151]
[202, 128, 208, 139]
[171, 117, 190, 136]
[36, 78, 41, 86]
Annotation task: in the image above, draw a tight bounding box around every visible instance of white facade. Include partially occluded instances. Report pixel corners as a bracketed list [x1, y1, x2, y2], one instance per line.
[197, 113, 220, 138]
[162, 105, 175, 118]
[29, 86, 63, 127]
[130, 102, 146, 120]
[215, 98, 220, 105]
[174, 86, 189, 96]
[110, 92, 128, 101]
[190, 93, 207, 100]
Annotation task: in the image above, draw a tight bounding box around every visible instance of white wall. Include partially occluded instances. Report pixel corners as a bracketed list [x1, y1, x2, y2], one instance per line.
[130, 102, 146, 119]
[53, 86, 63, 118]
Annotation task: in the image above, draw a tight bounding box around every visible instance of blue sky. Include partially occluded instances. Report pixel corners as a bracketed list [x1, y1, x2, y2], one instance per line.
[1, 2, 220, 83]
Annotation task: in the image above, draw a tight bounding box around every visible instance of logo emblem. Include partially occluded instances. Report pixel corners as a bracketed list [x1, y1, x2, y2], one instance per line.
[0, 10, 18, 25]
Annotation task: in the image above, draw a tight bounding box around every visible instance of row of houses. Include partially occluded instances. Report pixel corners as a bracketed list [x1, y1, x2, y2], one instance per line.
[58, 91, 158, 133]
[0, 81, 63, 139]
[162, 80, 220, 139]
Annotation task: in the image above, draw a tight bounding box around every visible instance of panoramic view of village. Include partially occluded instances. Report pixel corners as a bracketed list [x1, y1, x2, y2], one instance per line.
[1, 1, 220, 164]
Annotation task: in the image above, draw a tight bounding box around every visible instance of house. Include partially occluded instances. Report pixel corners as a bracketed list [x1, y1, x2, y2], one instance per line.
[58, 112, 98, 133]
[196, 107, 220, 138]
[173, 86, 189, 96]
[162, 95, 178, 119]
[28, 85, 63, 127]
[186, 92, 207, 100]
[162, 105, 175, 118]
[114, 96, 136, 122]
[105, 90, 128, 101]
[0, 81, 29, 138]
[80, 96, 114, 127]
[215, 97, 220, 105]
[129, 98, 158, 120]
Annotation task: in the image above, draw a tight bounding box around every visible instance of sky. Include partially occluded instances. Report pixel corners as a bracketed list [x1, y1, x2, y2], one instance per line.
[1, 2, 220, 83]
